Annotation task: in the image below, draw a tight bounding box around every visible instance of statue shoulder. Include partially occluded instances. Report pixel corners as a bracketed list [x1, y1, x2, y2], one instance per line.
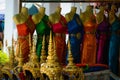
[80, 12, 85, 22]
[32, 13, 42, 24]
[65, 13, 71, 22]
[80, 12, 84, 18]
[96, 12, 104, 24]
[13, 14, 22, 25]
[109, 11, 116, 24]
[49, 13, 55, 24]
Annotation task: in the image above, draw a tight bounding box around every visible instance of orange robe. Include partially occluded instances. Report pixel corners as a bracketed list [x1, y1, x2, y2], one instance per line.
[16, 16, 35, 63]
[81, 15, 97, 64]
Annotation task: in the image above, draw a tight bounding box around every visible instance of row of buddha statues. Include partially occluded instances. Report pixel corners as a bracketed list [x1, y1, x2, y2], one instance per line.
[1, 31, 84, 80]
[14, 4, 120, 77]
[0, 3, 120, 80]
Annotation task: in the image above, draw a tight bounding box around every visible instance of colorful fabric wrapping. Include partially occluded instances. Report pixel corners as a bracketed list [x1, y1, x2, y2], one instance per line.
[36, 15, 51, 59]
[51, 15, 68, 65]
[76, 64, 108, 72]
[66, 13, 84, 64]
[16, 16, 35, 63]
[81, 15, 97, 64]
[52, 15, 68, 33]
[108, 17, 120, 76]
[54, 35, 66, 65]
[96, 16, 110, 64]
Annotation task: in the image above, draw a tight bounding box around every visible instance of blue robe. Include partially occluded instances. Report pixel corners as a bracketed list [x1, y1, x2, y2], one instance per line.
[66, 13, 84, 64]
[109, 18, 120, 76]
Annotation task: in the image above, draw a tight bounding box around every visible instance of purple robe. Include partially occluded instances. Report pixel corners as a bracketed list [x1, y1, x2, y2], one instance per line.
[96, 16, 109, 64]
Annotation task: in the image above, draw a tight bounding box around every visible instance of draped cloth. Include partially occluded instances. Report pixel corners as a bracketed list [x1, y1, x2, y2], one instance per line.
[81, 15, 97, 64]
[67, 14, 84, 64]
[0, 21, 4, 43]
[108, 18, 120, 76]
[52, 15, 68, 65]
[36, 15, 51, 59]
[16, 16, 35, 63]
[96, 16, 109, 64]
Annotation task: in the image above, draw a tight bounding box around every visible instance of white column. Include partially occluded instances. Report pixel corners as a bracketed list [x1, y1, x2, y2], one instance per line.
[61, 3, 72, 16]
[71, 3, 80, 14]
[71, 3, 89, 14]
[61, 3, 88, 15]
[4, 0, 19, 53]
[49, 3, 60, 15]
[43, 3, 50, 15]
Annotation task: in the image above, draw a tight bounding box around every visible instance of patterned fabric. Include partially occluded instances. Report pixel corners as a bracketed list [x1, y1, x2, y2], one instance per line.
[81, 15, 97, 64]
[52, 15, 68, 65]
[109, 17, 120, 76]
[66, 13, 84, 64]
[16, 16, 35, 63]
[96, 16, 110, 64]
[36, 15, 51, 59]
[54, 35, 66, 65]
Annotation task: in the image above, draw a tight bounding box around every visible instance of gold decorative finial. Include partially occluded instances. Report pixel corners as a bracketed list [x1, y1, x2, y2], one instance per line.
[1, 36, 16, 80]
[63, 39, 84, 80]
[31, 38, 38, 62]
[29, 33, 32, 53]
[48, 30, 53, 54]
[9, 35, 15, 68]
[40, 31, 62, 80]
[53, 36, 59, 63]
[40, 35, 47, 64]
[12, 41, 24, 79]
[45, 31, 54, 61]
[23, 38, 41, 79]
[67, 39, 74, 66]
[1, 58, 13, 79]
[18, 44, 24, 67]
[12, 34, 14, 53]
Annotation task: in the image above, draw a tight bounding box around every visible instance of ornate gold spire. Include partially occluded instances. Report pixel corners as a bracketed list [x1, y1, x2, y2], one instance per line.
[67, 40, 74, 66]
[40, 31, 62, 80]
[12, 42, 24, 78]
[9, 35, 15, 68]
[40, 35, 47, 64]
[23, 38, 41, 79]
[18, 43, 24, 67]
[12, 34, 14, 54]
[53, 37, 59, 63]
[29, 33, 32, 53]
[30, 38, 38, 62]
[63, 39, 84, 80]
[1, 36, 16, 80]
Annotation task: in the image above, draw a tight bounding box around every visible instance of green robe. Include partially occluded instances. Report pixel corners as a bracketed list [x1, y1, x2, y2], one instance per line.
[36, 15, 51, 59]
